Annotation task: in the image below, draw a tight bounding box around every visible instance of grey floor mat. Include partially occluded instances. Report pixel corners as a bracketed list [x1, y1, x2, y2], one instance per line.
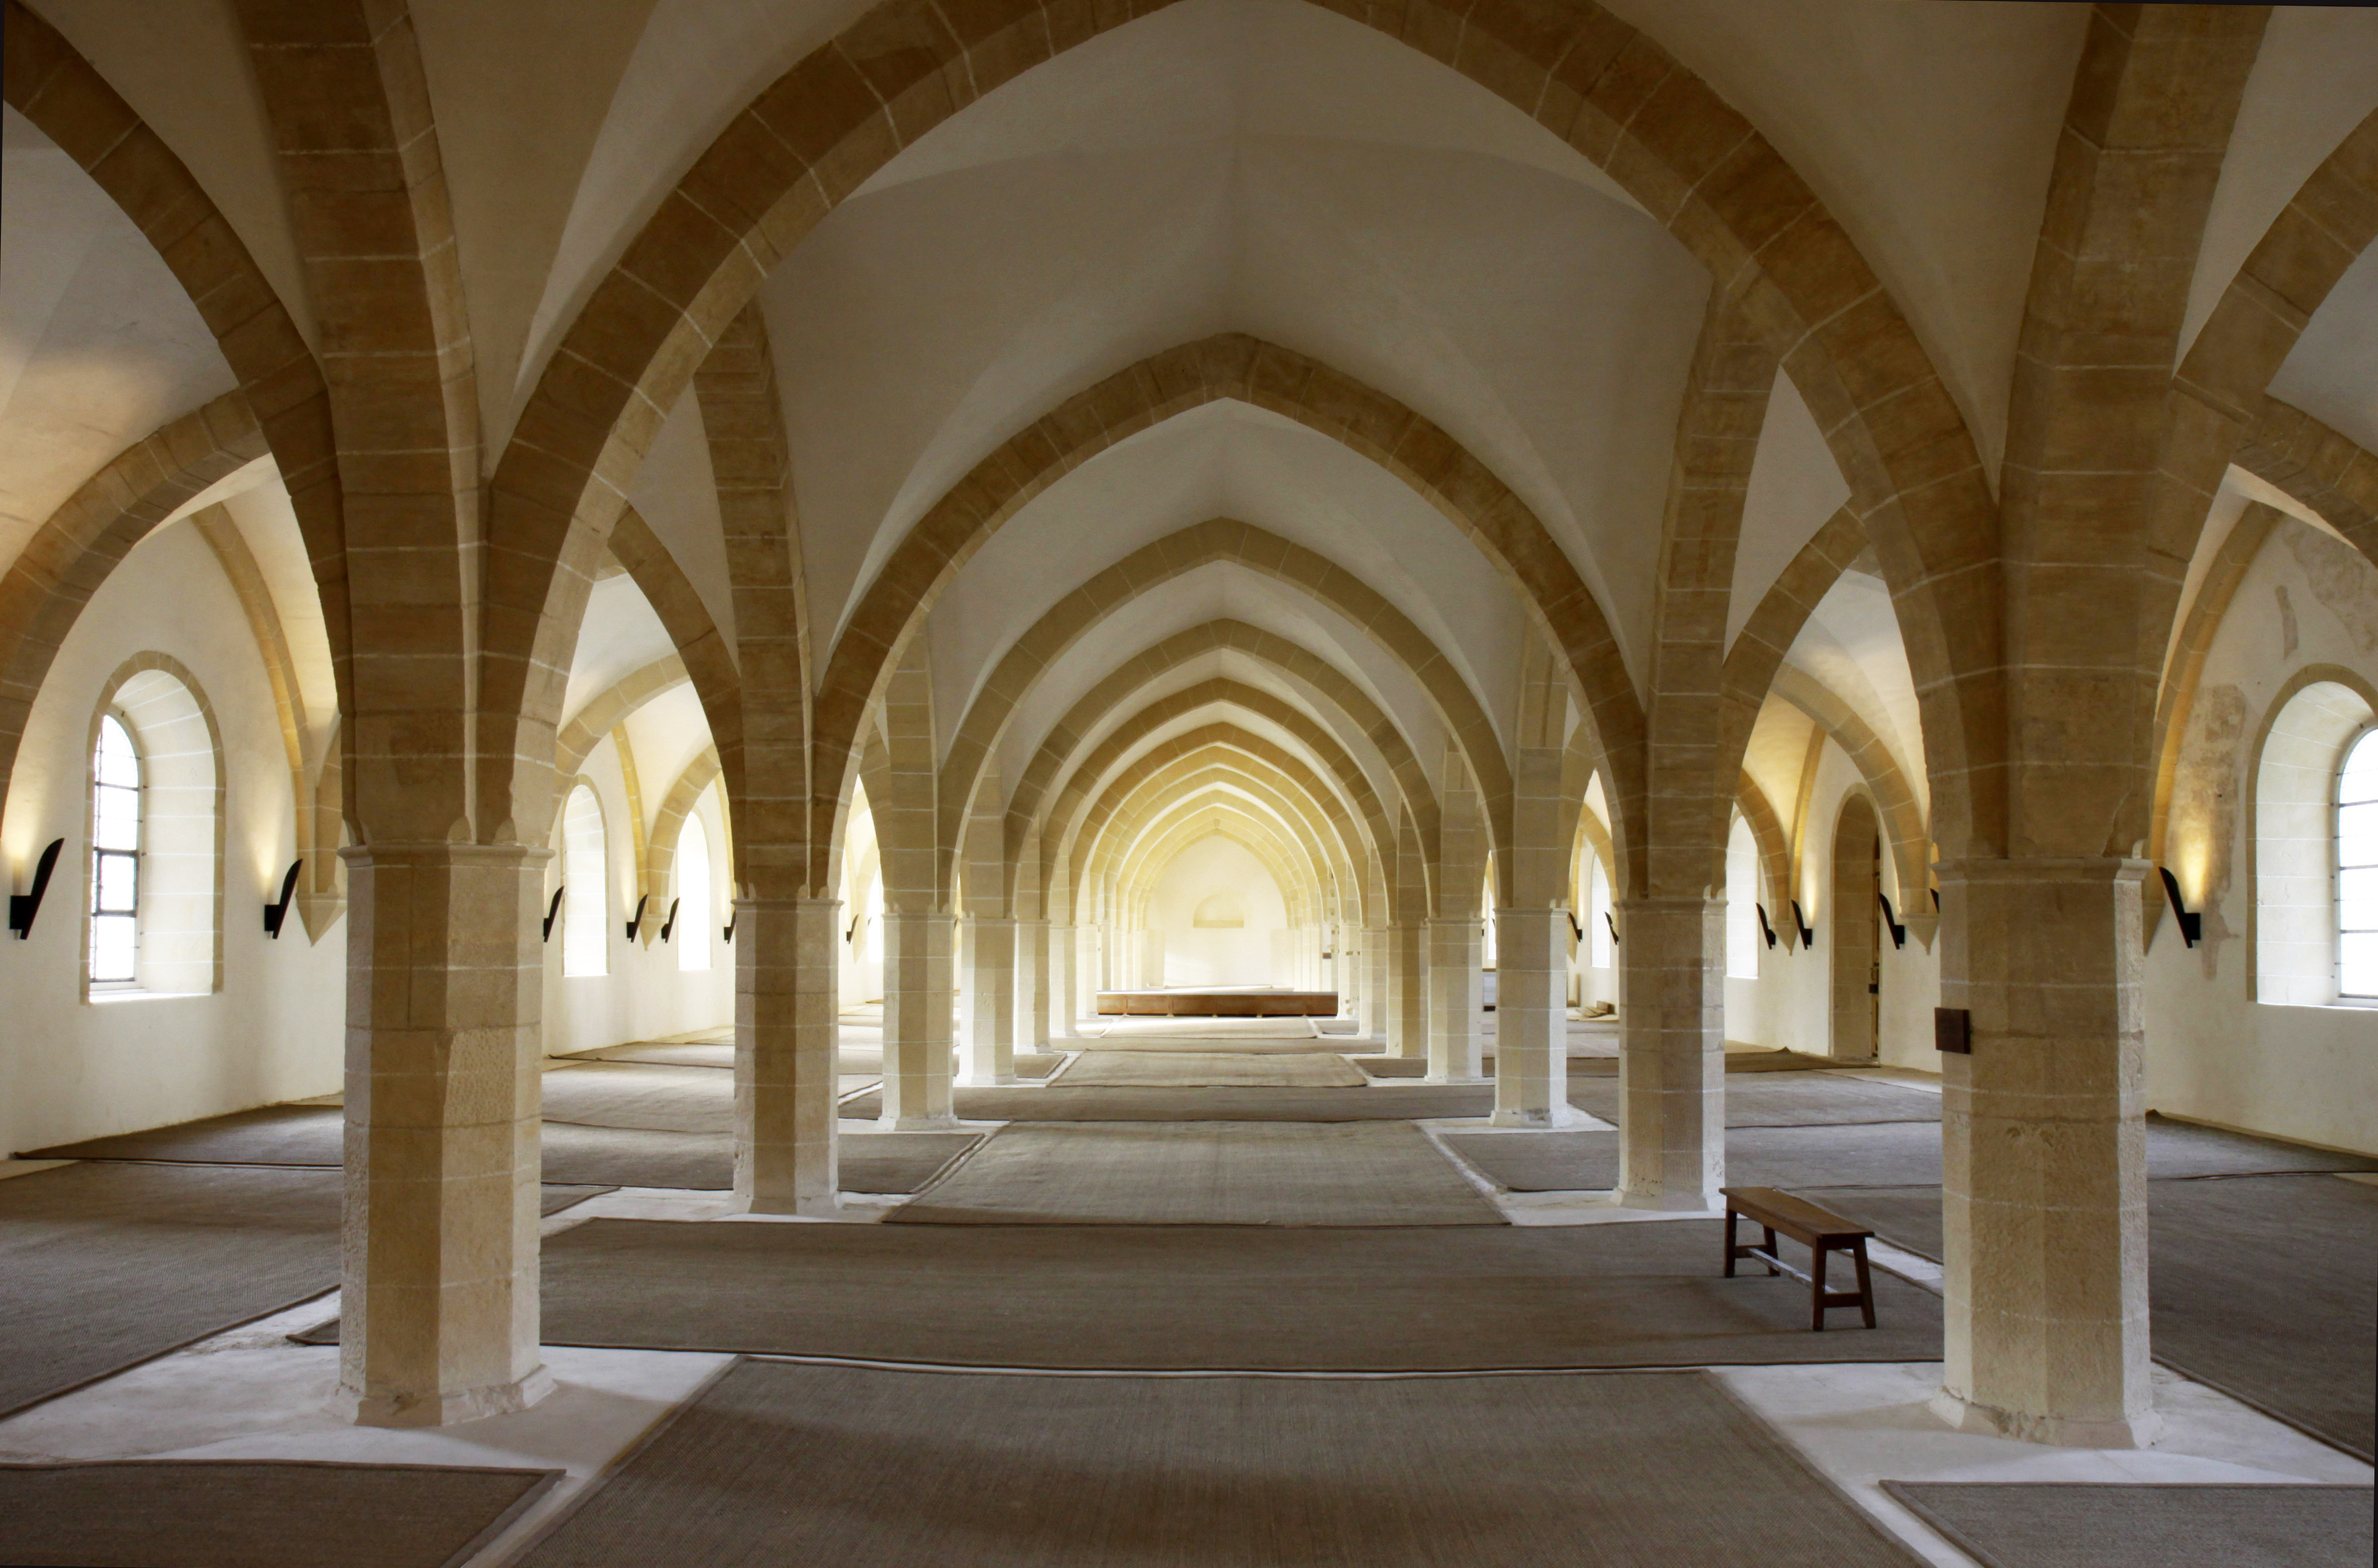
[540, 1123, 980, 1194]
[514, 1362, 1922, 1568]
[1051, 1051, 1366, 1088]
[0, 1164, 600, 1418]
[891, 1121, 1502, 1226]
[22, 1107, 960, 1196]
[1444, 1121, 1949, 1193]
[1555, 1077, 1940, 1128]
[293, 1216, 1942, 1370]
[2140, 1114, 2378, 1177]
[839, 1084, 1499, 1121]
[24, 1104, 347, 1165]
[1879, 1482, 2372, 1568]
[539, 1060, 733, 1133]
[1811, 1176, 2377, 1461]
[0, 1460, 561, 1568]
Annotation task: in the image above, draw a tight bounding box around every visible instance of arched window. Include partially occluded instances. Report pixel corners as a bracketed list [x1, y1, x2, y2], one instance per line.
[2337, 730, 2378, 998]
[1725, 813, 1761, 980]
[86, 659, 221, 996]
[561, 785, 609, 978]
[677, 814, 713, 973]
[89, 715, 140, 985]
[2253, 676, 2376, 1006]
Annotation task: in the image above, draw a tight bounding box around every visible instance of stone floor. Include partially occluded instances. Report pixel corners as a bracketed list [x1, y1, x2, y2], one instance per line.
[0, 1021, 2365, 1567]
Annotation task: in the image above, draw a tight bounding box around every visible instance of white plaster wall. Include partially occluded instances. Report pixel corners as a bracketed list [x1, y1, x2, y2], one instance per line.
[541, 733, 734, 1054]
[2147, 516, 2378, 1155]
[0, 521, 342, 1155]
[1722, 739, 1940, 1066]
[1149, 835, 1289, 987]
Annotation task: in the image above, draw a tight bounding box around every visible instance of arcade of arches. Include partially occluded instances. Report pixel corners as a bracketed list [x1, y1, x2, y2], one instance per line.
[1, 2, 2373, 1562]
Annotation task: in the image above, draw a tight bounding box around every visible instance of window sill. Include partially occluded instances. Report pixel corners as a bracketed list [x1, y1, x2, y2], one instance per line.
[86, 988, 212, 1005]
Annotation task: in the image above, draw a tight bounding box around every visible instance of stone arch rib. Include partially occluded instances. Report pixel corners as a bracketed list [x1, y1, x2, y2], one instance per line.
[0, 395, 267, 837]
[484, 0, 2006, 889]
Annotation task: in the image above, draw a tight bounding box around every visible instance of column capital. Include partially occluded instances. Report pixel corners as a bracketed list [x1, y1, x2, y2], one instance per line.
[338, 841, 552, 868]
[1933, 855, 2149, 886]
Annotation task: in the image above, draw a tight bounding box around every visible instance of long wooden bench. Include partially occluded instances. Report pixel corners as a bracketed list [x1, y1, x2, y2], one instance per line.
[1093, 990, 1338, 1017]
[1719, 1186, 1878, 1331]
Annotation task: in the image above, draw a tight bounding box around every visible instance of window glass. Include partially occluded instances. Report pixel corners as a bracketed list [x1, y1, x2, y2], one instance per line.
[677, 815, 712, 973]
[90, 716, 139, 983]
[562, 786, 609, 978]
[2341, 733, 2378, 997]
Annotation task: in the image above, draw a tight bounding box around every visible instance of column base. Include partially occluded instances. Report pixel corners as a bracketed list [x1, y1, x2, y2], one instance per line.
[1423, 1073, 1490, 1087]
[1929, 1388, 2161, 1450]
[339, 1365, 555, 1429]
[1617, 1183, 1721, 1213]
[737, 1191, 843, 1219]
[885, 1113, 964, 1132]
[1490, 1102, 1598, 1129]
[957, 1072, 1018, 1087]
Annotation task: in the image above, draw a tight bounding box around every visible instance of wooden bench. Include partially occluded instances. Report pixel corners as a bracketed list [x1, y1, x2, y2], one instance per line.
[1719, 1186, 1878, 1331]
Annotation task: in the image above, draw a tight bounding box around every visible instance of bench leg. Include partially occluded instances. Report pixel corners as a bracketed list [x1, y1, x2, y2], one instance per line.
[1763, 1227, 1780, 1277]
[1810, 1241, 1829, 1332]
[1723, 1208, 1739, 1277]
[1854, 1239, 1876, 1330]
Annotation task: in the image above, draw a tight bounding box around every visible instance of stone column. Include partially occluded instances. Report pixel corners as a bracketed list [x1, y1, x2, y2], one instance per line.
[1049, 923, 1079, 1037]
[1425, 915, 1486, 1082]
[338, 842, 551, 1428]
[734, 896, 841, 1216]
[961, 916, 1017, 1084]
[1362, 926, 1391, 1038]
[1389, 921, 1425, 1057]
[879, 909, 956, 1128]
[1017, 918, 1049, 1048]
[1932, 858, 2156, 1448]
[1493, 906, 1568, 1126]
[1617, 896, 1724, 1210]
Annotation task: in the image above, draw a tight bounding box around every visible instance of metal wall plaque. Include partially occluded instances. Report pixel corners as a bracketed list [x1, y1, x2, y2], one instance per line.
[1934, 1007, 1972, 1054]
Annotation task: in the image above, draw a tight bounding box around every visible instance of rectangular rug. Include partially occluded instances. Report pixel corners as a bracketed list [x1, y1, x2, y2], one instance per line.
[512, 1361, 1921, 1568]
[1442, 1121, 1949, 1194]
[838, 1084, 1499, 1121]
[1807, 1175, 2376, 1461]
[0, 1460, 560, 1568]
[538, 1060, 732, 1133]
[538, 1123, 981, 1194]
[889, 1121, 1503, 1226]
[1879, 1481, 2372, 1568]
[0, 1164, 602, 1418]
[20, 1110, 965, 1196]
[1555, 1077, 1940, 1128]
[311, 1216, 1943, 1371]
[1050, 1051, 1367, 1088]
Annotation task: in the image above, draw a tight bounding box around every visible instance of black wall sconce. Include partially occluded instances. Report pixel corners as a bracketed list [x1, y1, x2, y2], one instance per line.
[542, 886, 565, 942]
[659, 898, 680, 942]
[1877, 891, 1906, 950]
[624, 894, 649, 941]
[1755, 902, 1778, 950]
[723, 911, 736, 944]
[8, 838, 64, 939]
[2158, 866, 2202, 947]
[263, 861, 302, 938]
[1604, 911, 1620, 947]
[1566, 909, 1585, 942]
[1790, 900, 1815, 947]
